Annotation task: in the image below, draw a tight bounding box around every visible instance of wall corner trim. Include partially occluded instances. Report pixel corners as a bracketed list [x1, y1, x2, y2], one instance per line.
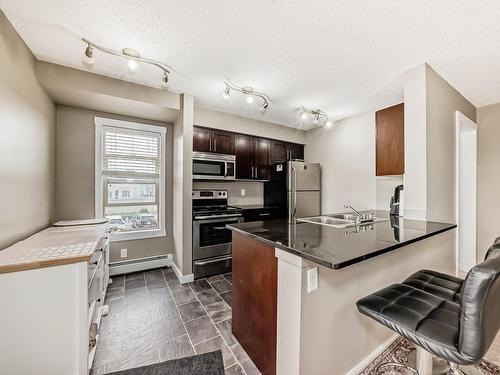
[172, 262, 194, 284]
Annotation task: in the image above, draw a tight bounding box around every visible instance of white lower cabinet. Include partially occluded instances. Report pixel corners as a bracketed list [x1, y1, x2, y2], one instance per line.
[0, 224, 109, 375]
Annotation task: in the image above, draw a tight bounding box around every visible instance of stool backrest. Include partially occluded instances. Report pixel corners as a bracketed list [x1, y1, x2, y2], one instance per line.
[458, 238, 500, 362]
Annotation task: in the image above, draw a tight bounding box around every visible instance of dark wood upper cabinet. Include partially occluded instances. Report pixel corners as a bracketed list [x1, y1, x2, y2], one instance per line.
[270, 140, 287, 162]
[212, 130, 235, 155]
[376, 103, 404, 176]
[287, 143, 304, 161]
[254, 138, 270, 180]
[235, 134, 254, 179]
[193, 126, 235, 155]
[193, 126, 303, 181]
[193, 126, 212, 153]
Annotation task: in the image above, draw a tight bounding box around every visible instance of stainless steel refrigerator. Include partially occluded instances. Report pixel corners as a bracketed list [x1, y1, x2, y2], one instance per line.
[264, 161, 321, 222]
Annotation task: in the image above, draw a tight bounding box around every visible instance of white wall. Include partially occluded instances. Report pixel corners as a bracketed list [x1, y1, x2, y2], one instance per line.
[305, 112, 376, 213]
[403, 64, 427, 220]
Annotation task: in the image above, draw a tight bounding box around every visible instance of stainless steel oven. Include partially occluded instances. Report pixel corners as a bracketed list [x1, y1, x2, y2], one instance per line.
[193, 215, 243, 259]
[192, 189, 242, 279]
[193, 152, 236, 180]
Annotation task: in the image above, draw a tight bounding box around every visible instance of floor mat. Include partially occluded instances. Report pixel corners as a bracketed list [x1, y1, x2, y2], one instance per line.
[107, 350, 225, 375]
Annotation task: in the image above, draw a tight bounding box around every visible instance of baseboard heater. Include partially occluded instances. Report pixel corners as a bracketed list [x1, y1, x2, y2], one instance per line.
[109, 254, 173, 276]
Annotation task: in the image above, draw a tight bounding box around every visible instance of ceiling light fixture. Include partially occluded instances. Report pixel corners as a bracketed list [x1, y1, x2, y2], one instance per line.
[300, 107, 332, 127]
[222, 84, 230, 99]
[223, 81, 270, 113]
[82, 38, 171, 88]
[84, 43, 94, 65]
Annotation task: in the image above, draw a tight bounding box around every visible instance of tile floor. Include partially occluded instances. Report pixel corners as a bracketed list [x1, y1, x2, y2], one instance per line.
[91, 268, 261, 375]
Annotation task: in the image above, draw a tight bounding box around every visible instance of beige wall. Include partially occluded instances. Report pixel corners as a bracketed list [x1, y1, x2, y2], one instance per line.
[0, 11, 56, 249]
[477, 103, 500, 260]
[55, 105, 173, 263]
[305, 111, 377, 214]
[194, 106, 307, 144]
[425, 65, 476, 223]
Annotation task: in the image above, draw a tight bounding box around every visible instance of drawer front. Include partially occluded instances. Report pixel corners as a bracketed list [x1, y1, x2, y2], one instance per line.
[243, 208, 277, 222]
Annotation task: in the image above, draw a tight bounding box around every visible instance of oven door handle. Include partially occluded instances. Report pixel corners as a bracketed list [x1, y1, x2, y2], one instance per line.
[212, 226, 227, 230]
[194, 214, 242, 220]
[194, 255, 232, 266]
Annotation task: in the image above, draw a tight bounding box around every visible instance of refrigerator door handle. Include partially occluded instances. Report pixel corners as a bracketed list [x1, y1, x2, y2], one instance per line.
[291, 166, 297, 218]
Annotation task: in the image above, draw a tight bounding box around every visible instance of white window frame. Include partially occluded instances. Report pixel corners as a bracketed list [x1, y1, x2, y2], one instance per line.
[95, 117, 166, 242]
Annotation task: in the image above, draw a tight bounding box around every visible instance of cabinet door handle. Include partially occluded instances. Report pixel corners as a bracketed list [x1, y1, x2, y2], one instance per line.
[255, 167, 258, 179]
[251, 166, 254, 178]
[214, 138, 217, 151]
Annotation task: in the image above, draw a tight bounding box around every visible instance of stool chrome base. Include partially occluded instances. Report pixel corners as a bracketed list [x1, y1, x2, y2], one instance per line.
[376, 362, 419, 374]
[448, 362, 466, 375]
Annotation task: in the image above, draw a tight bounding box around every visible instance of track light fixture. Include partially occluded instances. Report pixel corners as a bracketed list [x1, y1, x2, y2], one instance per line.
[84, 43, 94, 65]
[82, 38, 171, 88]
[222, 81, 270, 113]
[299, 107, 332, 127]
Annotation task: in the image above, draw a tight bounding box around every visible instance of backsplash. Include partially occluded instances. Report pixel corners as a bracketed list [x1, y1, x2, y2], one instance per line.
[193, 181, 264, 206]
[376, 176, 404, 211]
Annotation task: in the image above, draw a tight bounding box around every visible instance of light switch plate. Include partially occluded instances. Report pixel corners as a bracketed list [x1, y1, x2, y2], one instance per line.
[307, 267, 318, 293]
[241, 189, 246, 196]
[120, 248, 127, 258]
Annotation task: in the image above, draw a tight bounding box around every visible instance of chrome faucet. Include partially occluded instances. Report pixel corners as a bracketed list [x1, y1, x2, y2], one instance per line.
[344, 205, 374, 222]
[344, 204, 363, 218]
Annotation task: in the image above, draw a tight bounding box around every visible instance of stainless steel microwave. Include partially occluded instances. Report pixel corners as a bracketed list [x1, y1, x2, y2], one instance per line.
[193, 152, 236, 180]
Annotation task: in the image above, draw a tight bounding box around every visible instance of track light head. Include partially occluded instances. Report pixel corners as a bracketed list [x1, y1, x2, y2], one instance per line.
[84, 43, 94, 65]
[161, 72, 169, 88]
[260, 100, 269, 113]
[246, 95, 254, 104]
[222, 85, 230, 99]
[326, 121, 333, 128]
[312, 114, 320, 125]
[300, 112, 308, 120]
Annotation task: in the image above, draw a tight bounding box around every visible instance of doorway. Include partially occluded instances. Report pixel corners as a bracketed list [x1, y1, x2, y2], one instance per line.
[455, 111, 478, 274]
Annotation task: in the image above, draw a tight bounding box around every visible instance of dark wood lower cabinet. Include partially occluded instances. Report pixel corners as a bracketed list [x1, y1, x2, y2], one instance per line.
[232, 232, 277, 375]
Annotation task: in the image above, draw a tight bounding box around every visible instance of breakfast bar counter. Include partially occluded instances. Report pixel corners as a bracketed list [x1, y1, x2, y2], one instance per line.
[227, 212, 457, 375]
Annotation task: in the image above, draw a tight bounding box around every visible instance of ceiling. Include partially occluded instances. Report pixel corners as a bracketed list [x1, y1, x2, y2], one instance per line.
[2, 1, 500, 129]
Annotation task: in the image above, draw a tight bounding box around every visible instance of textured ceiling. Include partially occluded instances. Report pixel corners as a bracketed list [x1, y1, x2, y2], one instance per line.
[2, 1, 500, 129]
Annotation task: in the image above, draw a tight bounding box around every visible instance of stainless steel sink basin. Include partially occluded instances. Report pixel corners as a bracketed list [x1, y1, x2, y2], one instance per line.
[298, 214, 388, 228]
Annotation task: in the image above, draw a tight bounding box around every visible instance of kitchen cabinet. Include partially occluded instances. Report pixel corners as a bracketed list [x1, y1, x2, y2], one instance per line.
[193, 126, 235, 155]
[243, 207, 278, 222]
[270, 140, 287, 162]
[235, 135, 270, 180]
[254, 137, 270, 180]
[376, 103, 404, 176]
[288, 142, 304, 161]
[270, 140, 305, 162]
[193, 126, 212, 153]
[235, 133, 254, 179]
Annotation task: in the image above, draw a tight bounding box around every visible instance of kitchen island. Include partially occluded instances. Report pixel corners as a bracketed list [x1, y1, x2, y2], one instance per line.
[227, 211, 456, 375]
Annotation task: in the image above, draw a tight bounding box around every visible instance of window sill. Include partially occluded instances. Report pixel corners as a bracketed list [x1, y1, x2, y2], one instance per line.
[110, 229, 166, 243]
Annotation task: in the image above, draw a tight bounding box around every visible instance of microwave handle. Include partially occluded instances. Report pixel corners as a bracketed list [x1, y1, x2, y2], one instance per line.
[224, 162, 227, 178]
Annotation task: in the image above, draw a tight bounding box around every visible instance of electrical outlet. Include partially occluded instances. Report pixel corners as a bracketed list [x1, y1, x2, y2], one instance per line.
[241, 188, 246, 196]
[307, 267, 318, 293]
[120, 248, 128, 258]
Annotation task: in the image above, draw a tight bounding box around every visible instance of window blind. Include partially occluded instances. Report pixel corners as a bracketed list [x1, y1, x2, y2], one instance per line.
[103, 126, 160, 176]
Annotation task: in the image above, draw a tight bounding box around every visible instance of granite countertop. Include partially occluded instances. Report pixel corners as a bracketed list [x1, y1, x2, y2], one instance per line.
[0, 222, 109, 274]
[227, 210, 456, 269]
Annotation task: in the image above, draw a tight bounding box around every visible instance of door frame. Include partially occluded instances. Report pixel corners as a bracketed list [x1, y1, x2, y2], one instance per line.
[455, 111, 478, 275]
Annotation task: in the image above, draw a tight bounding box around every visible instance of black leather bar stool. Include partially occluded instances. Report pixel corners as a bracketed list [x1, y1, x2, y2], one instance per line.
[357, 238, 500, 374]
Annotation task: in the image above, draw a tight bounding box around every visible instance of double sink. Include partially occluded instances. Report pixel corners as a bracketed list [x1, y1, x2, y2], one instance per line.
[298, 213, 387, 229]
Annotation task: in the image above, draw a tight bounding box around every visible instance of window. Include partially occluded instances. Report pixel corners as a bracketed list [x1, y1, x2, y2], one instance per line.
[95, 117, 166, 241]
